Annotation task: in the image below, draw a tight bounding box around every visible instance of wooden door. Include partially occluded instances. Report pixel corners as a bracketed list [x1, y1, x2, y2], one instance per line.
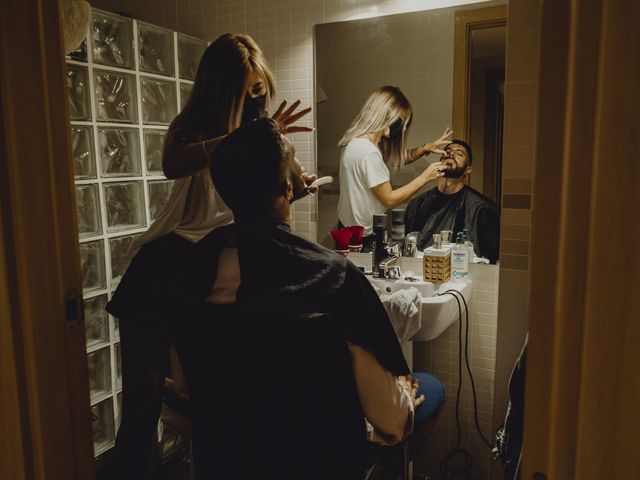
[524, 0, 640, 478]
[0, 0, 95, 478]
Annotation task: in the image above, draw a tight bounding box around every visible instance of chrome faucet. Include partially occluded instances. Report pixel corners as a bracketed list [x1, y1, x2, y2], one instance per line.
[378, 243, 402, 279]
[403, 232, 420, 257]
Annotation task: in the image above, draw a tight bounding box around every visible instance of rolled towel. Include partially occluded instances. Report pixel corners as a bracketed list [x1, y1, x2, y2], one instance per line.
[380, 287, 422, 343]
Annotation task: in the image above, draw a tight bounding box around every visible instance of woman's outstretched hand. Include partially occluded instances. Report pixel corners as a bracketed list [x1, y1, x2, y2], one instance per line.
[272, 99, 314, 134]
[423, 127, 453, 155]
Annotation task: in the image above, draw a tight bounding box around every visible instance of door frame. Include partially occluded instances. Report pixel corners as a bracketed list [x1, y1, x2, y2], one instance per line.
[0, 0, 94, 478]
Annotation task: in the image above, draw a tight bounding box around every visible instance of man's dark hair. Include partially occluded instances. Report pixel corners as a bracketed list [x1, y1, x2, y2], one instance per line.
[210, 118, 292, 219]
[448, 138, 473, 166]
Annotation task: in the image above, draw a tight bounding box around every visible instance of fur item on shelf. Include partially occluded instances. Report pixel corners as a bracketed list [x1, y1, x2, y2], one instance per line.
[62, 0, 91, 54]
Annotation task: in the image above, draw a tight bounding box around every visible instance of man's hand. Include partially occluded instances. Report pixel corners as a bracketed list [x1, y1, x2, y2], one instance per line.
[422, 127, 453, 155]
[272, 100, 313, 134]
[398, 375, 425, 408]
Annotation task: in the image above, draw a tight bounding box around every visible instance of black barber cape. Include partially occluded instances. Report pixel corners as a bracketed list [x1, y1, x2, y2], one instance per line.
[176, 223, 410, 377]
[405, 185, 500, 263]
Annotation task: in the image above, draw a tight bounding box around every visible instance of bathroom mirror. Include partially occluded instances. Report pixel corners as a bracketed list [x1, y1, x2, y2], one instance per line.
[315, 2, 506, 262]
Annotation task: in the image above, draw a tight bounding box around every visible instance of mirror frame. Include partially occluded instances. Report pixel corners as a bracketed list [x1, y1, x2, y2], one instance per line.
[452, 5, 508, 141]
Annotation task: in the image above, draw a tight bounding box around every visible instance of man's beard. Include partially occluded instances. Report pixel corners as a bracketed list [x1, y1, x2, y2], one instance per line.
[443, 164, 466, 178]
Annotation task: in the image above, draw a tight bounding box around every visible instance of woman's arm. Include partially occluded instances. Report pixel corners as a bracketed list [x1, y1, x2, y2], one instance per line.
[404, 127, 454, 166]
[370, 161, 445, 210]
[162, 133, 228, 179]
[163, 100, 313, 179]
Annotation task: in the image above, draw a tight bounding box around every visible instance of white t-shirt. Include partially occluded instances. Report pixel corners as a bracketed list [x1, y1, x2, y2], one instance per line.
[130, 168, 233, 256]
[337, 138, 390, 235]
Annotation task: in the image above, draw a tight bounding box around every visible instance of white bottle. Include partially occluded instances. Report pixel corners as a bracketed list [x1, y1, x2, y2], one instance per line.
[451, 234, 469, 281]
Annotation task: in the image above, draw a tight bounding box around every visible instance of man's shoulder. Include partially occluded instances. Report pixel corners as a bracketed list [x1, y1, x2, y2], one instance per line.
[463, 185, 499, 211]
[409, 186, 439, 206]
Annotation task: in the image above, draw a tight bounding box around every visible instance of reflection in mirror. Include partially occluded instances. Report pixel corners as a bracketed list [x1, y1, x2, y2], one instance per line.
[316, 5, 505, 267]
[316, 5, 509, 479]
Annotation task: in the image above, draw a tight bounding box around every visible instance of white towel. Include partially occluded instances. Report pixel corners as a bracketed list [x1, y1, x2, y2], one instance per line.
[380, 287, 422, 343]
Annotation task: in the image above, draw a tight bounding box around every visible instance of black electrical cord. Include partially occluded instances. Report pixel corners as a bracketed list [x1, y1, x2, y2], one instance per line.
[437, 289, 493, 479]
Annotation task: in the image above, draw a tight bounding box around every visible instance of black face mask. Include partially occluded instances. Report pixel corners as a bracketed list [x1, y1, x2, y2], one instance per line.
[387, 117, 404, 140]
[241, 94, 267, 125]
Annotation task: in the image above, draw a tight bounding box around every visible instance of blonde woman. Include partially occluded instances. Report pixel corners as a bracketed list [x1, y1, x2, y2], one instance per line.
[106, 33, 313, 479]
[337, 86, 452, 246]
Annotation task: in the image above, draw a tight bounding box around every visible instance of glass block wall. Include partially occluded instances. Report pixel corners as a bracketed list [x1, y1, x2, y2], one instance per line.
[66, 9, 206, 458]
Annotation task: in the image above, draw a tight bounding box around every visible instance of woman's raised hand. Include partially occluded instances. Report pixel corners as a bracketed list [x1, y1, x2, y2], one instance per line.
[421, 161, 447, 182]
[423, 127, 453, 155]
[272, 99, 314, 134]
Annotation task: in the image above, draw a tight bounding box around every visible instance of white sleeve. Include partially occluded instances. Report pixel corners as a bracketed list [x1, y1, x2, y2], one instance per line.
[348, 343, 414, 445]
[359, 150, 390, 189]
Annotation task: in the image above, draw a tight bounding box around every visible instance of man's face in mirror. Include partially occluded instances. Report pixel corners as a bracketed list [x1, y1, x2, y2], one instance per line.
[440, 144, 470, 178]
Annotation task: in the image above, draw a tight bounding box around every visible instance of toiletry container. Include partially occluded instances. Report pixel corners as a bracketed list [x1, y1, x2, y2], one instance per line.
[391, 209, 405, 244]
[423, 234, 451, 282]
[451, 233, 469, 280]
[372, 214, 388, 277]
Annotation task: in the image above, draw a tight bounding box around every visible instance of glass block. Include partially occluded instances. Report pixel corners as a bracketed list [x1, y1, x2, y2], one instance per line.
[91, 11, 134, 69]
[80, 240, 106, 292]
[88, 347, 112, 402]
[109, 234, 140, 285]
[138, 23, 175, 76]
[91, 399, 115, 454]
[76, 184, 102, 238]
[141, 76, 177, 125]
[179, 82, 192, 110]
[143, 129, 166, 175]
[84, 294, 109, 349]
[67, 64, 91, 121]
[148, 180, 174, 223]
[67, 40, 88, 62]
[104, 181, 146, 232]
[94, 69, 138, 123]
[116, 392, 122, 430]
[115, 342, 122, 389]
[178, 34, 206, 80]
[71, 125, 96, 179]
[98, 127, 141, 176]
[113, 315, 119, 340]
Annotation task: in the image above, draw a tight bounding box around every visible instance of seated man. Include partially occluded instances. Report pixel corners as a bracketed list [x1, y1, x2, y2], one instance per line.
[404, 139, 500, 263]
[173, 118, 444, 479]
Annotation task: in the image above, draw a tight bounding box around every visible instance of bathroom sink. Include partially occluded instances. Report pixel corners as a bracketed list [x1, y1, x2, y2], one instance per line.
[368, 276, 472, 342]
[369, 277, 435, 297]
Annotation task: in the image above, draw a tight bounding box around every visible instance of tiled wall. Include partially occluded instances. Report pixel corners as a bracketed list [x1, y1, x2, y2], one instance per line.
[413, 264, 500, 479]
[491, 2, 539, 476]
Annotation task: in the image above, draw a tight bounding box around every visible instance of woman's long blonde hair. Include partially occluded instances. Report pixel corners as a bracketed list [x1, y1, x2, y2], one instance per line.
[338, 86, 413, 170]
[168, 33, 275, 140]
